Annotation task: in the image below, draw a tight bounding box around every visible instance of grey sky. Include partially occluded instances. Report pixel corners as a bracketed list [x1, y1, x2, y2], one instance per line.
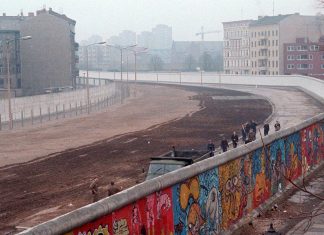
[1, 0, 321, 42]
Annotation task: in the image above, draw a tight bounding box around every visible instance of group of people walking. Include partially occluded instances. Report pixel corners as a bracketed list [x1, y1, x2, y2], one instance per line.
[207, 120, 281, 154]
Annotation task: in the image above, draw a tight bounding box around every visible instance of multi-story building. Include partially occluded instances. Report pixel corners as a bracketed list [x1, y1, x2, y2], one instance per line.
[107, 30, 136, 47]
[0, 8, 78, 96]
[118, 30, 136, 46]
[223, 20, 253, 74]
[284, 37, 324, 80]
[0, 14, 26, 97]
[137, 31, 152, 48]
[151, 24, 172, 50]
[250, 13, 324, 75]
[223, 13, 324, 76]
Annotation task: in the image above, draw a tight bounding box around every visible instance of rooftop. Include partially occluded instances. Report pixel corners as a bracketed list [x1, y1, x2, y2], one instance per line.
[250, 14, 293, 26]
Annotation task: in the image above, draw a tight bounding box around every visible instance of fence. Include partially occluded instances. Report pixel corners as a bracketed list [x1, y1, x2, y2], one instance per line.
[0, 80, 130, 130]
[20, 113, 324, 235]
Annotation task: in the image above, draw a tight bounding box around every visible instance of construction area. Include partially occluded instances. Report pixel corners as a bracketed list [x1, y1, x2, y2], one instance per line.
[0, 83, 323, 234]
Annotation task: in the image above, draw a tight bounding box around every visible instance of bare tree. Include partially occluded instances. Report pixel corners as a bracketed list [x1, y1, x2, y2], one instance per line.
[149, 55, 164, 71]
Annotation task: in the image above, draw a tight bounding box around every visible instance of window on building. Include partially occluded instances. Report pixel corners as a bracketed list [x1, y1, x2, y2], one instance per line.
[321, 55, 324, 60]
[276, 50, 278, 57]
[321, 64, 324, 69]
[276, 30, 278, 36]
[276, 40, 278, 46]
[287, 64, 295, 69]
[309, 45, 319, 51]
[276, 61, 278, 67]
[297, 64, 310, 69]
[0, 79, 3, 86]
[287, 55, 294, 60]
[288, 46, 296, 51]
[301, 45, 308, 51]
[300, 54, 308, 60]
[272, 30, 274, 36]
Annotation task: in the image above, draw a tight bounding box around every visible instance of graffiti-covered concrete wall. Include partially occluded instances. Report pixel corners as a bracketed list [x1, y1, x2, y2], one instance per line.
[20, 114, 324, 235]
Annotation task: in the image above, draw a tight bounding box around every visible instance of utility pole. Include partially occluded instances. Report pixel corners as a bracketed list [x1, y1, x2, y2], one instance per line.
[6, 41, 13, 129]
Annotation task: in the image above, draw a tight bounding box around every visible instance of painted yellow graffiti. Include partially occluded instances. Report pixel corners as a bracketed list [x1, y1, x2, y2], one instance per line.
[113, 219, 129, 235]
[219, 159, 241, 229]
[187, 203, 206, 235]
[179, 177, 199, 210]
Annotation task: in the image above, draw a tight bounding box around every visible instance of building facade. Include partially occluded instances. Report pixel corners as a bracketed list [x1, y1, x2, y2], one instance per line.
[223, 20, 253, 74]
[0, 9, 78, 96]
[0, 14, 25, 97]
[284, 37, 324, 80]
[151, 24, 172, 50]
[224, 13, 324, 76]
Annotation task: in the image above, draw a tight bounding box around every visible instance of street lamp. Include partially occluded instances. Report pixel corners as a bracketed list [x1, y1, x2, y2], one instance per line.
[3, 35, 32, 129]
[106, 44, 137, 80]
[85, 41, 106, 114]
[126, 47, 147, 83]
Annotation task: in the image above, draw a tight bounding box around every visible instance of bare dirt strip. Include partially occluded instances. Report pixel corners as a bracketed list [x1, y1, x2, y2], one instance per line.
[0, 84, 272, 233]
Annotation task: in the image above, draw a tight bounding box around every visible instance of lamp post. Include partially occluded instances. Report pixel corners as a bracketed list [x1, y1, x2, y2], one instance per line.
[125, 47, 147, 83]
[107, 44, 137, 81]
[85, 41, 106, 114]
[4, 35, 31, 129]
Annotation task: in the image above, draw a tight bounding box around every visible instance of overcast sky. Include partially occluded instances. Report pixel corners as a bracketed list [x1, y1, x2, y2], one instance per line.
[1, 0, 322, 42]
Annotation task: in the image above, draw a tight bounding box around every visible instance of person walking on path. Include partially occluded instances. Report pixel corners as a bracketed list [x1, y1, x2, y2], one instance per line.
[241, 124, 247, 143]
[245, 122, 251, 134]
[207, 139, 215, 157]
[221, 137, 229, 153]
[246, 129, 256, 144]
[274, 120, 281, 131]
[89, 177, 99, 203]
[251, 120, 257, 133]
[107, 181, 121, 196]
[264, 123, 270, 136]
[231, 131, 239, 148]
[171, 146, 177, 157]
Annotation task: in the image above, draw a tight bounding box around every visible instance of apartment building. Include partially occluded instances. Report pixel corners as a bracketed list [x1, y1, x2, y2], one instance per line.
[0, 14, 25, 96]
[223, 20, 253, 74]
[0, 9, 79, 96]
[284, 37, 324, 80]
[250, 13, 324, 75]
[223, 13, 324, 76]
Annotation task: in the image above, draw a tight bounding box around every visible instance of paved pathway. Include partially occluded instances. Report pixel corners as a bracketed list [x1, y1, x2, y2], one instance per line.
[207, 84, 324, 135]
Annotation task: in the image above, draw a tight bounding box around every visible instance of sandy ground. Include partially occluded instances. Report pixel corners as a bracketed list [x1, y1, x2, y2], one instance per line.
[0, 83, 323, 234]
[0, 85, 273, 233]
[0, 84, 200, 167]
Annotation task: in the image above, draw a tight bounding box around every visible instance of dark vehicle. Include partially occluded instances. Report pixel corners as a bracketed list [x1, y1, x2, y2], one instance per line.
[146, 149, 210, 180]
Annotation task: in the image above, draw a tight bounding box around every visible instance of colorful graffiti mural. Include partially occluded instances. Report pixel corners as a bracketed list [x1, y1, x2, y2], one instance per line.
[66, 123, 324, 235]
[172, 169, 221, 235]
